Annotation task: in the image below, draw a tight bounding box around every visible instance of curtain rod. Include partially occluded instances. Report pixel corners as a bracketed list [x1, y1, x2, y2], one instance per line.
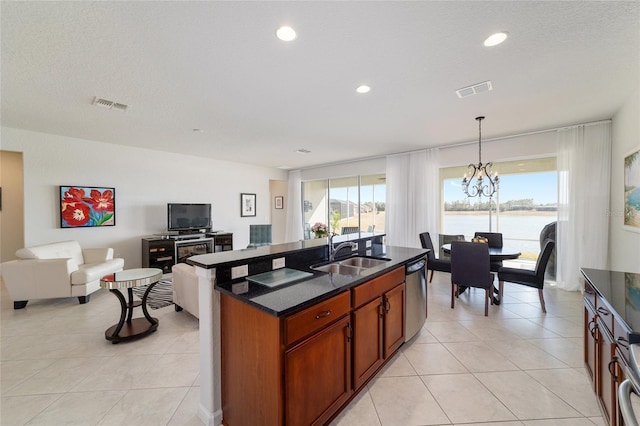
[297, 118, 612, 171]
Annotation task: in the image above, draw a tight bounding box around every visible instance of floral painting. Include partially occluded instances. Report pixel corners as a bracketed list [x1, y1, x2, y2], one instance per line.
[60, 186, 115, 228]
[625, 148, 640, 232]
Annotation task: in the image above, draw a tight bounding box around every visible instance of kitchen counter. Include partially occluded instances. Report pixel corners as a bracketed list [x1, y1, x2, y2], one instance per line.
[581, 268, 640, 335]
[215, 245, 427, 316]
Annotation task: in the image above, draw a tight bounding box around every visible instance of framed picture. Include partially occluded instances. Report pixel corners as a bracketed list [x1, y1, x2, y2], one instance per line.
[60, 185, 115, 228]
[241, 193, 256, 217]
[275, 196, 284, 209]
[624, 147, 640, 233]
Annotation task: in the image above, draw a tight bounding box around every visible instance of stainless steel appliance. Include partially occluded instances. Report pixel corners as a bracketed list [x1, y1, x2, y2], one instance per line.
[405, 257, 427, 341]
[619, 343, 640, 426]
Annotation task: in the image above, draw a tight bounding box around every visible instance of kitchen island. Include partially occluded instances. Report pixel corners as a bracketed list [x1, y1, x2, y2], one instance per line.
[187, 235, 427, 426]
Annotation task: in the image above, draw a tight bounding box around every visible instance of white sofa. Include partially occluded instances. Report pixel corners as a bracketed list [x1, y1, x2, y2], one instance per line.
[171, 263, 199, 318]
[1, 240, 124, 309]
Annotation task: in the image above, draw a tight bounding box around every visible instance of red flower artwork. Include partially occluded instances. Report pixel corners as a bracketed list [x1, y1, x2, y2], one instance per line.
[62, 203, 91, 226]
[85, 189, 114, 212]
[60, 186, 116, 227]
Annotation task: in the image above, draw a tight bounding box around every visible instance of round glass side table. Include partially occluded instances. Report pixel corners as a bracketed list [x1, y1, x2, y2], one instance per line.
[100, 268, 163, 343]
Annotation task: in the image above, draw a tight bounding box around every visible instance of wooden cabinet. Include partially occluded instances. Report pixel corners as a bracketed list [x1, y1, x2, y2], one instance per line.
[583, 279, 631, 426]
[285, 316, 352, 426]
[352, 267, 405, 390]
[221, 265, 407, 426]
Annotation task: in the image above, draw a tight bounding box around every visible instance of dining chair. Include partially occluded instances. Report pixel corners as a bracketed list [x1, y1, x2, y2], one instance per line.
[450, 240, 495, 316]
[474, 231, 504, 272]
[419, 232, 452, 283]
[497, 240, 555, 313]
[438, 234, 465, 259]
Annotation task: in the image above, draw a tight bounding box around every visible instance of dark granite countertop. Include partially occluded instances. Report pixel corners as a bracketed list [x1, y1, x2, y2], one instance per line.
[214, 245, 428, 317]
[188, 233, 381, 269]
[581, 268, 640, 333]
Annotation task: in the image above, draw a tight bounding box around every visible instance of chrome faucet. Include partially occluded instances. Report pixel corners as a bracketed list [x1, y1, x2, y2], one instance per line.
[329, 233, 358, 261]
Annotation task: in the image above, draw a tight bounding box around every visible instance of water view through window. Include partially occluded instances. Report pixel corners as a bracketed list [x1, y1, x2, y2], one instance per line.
[442, 159, 557, 260]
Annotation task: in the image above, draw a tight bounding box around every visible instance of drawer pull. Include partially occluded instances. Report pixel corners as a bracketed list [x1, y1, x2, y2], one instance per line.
[315, 310, 332, 319]
[597, 307, 611, 316]
[617, 336, 630, 349]
[588, 320, 598, 338]
[609, 358, 619, 382]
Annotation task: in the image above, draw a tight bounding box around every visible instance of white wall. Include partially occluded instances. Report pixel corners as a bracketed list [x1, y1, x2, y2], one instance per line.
[610, 89, 640, 273]
[269, 179, 287, 244]
[0, 127, 287, 269]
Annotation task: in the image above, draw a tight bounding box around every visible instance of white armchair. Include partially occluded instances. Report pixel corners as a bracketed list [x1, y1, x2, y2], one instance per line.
[1, 240, 124, 309]
[171, 263, 199, 318]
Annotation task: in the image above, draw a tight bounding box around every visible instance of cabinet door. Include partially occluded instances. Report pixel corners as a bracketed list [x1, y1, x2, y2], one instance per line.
[384, 283, 405, 358]
[285, 316, 352, 426]
[598, 323, 617, 426]
[584, 302, 597, 385]
[352, 297, 384, 390]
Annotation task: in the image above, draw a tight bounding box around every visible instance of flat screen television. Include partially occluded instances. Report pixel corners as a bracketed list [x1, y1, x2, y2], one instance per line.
[167, 203, 211, 233]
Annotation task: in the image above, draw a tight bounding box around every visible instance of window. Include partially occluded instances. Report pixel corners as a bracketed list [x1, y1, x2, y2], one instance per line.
[441, 157, 557, 260]
[302, 174, 385, 238]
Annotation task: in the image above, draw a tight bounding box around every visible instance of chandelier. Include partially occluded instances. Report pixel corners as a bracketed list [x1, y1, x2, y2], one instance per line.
[462, 116, 499, 198]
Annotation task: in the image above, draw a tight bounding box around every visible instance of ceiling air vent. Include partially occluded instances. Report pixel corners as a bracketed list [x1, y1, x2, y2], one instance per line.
[93, 97, 129, 112]
[455, 81, 493, 98]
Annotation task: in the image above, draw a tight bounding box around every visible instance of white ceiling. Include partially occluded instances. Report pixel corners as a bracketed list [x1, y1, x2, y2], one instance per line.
[1, 1, 638, 169]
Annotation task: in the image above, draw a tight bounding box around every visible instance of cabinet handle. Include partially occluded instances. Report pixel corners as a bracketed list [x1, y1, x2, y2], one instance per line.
[384, 299, 391, 314]
[346, 323, 353, 343]
[617, 336, 630, 349]
[597, 307, 610, 316]
[608, 358, 619, 382]
[588, 320, 597, 338]
[315, 310, 331, 319]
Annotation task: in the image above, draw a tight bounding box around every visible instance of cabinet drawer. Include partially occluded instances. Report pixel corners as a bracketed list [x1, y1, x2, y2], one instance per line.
[285, 291, 351, 346]
[352, 267, 405, 309]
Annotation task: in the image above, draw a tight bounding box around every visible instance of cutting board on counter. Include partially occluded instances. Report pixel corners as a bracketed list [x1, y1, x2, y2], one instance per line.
[247, 268, 313, 288]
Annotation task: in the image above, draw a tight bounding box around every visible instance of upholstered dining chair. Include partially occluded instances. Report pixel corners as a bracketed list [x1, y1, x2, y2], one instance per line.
[498, 240, 556, 313]
[474, 231, 504, 272]
[419, 232, 452, 283]
[450, 240, 495, 316]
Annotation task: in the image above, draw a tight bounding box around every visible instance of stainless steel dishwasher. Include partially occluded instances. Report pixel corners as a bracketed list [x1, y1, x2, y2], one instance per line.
[405, 257, 427, 341]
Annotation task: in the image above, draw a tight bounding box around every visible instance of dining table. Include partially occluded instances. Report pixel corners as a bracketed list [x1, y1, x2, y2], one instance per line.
[441, 243, 522, 302]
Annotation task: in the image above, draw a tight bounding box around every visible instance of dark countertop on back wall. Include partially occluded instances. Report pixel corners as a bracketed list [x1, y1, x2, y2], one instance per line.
[581, 267, 640, 334]
[189, 240, 427, 317]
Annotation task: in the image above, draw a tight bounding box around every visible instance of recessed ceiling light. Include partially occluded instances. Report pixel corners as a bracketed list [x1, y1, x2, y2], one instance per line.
[296, 149, 311, 154]
[192, 128, 203, 133]
[276, 26, 297, 42]
[356, 85, 371, 94]
[484, 32, 508, 47]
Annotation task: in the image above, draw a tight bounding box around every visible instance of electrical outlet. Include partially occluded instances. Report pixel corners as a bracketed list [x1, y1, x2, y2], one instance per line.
[352, 243, 358, 251]
[272, 257, 286, 269]
[231, 264, 249, 279]
[365, 240, 372, 248]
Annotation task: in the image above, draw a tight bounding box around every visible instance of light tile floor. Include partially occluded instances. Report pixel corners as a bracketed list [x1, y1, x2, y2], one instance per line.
[1, 273, 604, 425]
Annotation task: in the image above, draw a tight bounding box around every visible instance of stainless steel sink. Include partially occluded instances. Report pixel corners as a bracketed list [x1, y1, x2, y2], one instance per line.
[311, 263, 362, 275]
[311, 256, 390, 276]
[338, 256, 389, 268]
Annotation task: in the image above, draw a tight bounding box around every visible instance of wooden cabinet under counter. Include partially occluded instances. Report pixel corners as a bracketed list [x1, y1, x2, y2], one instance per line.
[582, 268, 639, 426]
[220, 266, 407, 426]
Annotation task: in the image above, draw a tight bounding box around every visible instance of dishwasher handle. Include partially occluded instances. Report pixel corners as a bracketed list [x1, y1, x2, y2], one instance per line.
[406, 259, 426, 275]
[619, 379, 640, 426]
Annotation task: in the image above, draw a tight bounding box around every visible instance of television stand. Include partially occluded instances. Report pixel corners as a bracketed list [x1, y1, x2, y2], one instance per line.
[141, 233, 233, 273]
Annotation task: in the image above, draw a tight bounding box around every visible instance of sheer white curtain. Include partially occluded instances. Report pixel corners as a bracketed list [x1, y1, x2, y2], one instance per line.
[385, 148, 439, 248]
[285, 170, 303, 242]
[557, 121, 611, 291]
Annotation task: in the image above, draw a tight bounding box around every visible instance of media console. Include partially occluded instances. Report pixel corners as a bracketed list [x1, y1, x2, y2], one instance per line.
[142, 233, 233, 274]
